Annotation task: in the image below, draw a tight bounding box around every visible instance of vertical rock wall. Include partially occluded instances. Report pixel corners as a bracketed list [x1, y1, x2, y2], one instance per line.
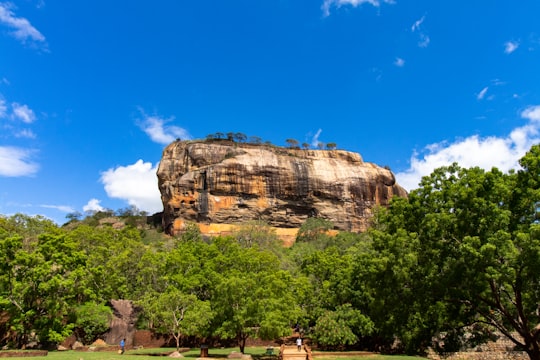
[104, 300, 139, 347]
[157, 140, 408, 236]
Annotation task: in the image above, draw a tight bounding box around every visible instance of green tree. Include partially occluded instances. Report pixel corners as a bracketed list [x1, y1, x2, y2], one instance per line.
[362, 145, 540, 359]
[0, 229, 87, 347]
[141, 288, 212, 351]
[326, 142, 337, 150]
[65, 225, 146, 301]
[285, 138, 299, 149]
[300, 247, 356, 313]
[234, 132, 247, 143]
[296, 217, 334, 244]
[312, 304, 373, 350]
[210, 237, 300, 353]
[233, 220, 281, 250]
[65, 211, 82, 223]
[73, 302, 113, 344]
[0, 213, 58, 244]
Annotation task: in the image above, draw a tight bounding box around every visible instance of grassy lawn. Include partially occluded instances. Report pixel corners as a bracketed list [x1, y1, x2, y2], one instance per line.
[0, 347, 426, 360]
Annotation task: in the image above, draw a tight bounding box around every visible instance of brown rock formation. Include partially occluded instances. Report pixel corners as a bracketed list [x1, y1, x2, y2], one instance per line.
[104, 300, 139, 347]
[157, 140, 407, 237]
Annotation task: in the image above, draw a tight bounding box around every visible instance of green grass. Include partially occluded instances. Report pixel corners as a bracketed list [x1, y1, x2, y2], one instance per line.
[0, 347, 425, 360]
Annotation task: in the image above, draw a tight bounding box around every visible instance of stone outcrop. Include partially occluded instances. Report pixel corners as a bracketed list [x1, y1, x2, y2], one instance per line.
[157, 140, 407, 238]
[104, 300, 139, 347]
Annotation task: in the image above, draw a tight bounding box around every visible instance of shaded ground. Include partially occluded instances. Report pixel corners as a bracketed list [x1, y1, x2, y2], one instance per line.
[0, 351, 47, 357]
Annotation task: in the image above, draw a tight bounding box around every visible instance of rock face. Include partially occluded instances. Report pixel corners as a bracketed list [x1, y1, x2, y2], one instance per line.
[104, 300, 139, 347]
[157, 140, 408, 236]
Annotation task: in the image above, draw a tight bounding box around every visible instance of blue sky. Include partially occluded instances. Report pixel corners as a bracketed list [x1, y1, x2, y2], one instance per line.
[1, 0, 540, 225]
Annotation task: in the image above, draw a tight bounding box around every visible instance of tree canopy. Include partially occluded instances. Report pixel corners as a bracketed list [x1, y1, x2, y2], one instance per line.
[1, 144, 539, 360]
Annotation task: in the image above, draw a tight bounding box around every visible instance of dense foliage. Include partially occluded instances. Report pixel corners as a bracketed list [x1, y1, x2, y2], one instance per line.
[0, 144, 539, 360]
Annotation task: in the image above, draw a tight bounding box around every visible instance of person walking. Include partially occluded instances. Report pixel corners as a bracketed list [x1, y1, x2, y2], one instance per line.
[120, 338, 125, 354]
[296, 337, 302, 352]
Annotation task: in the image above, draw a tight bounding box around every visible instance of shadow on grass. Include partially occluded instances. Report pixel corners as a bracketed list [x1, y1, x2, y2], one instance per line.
[128, 346, 283, 359]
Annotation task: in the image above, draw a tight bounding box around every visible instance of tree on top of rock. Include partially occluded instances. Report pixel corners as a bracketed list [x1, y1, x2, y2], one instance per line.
[285, 138, 299, 149]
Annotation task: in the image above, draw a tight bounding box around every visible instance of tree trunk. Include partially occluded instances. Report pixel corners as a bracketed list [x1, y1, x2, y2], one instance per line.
[238, 334, 248, 354]
[239, 339, 245, 354]
[526, 344, 540, 360]
[521, 332, 540, 360]
[174, 334, 180, 351]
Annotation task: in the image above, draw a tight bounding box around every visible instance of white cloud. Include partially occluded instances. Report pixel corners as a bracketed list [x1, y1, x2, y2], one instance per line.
[411, 15, 424, 32]
[521, 105, 540, 122]
[138, 110, 191, 145]
[418, 33, 430, 48]
[311, 128, 323, 148]
[371, 67, 383, 82]
[83, 198, 105, 213]
[0, 2, 46, 46]
[504, 41, 519, 54]
[411, 16, 430, 48]
[0, 146, 39, 177]
[0, 98, 6, 118]
[395, 105, 540, 191]
[40, 204, 75, 213]
[12, 103, 36, 123]
[477, 86, 488, 100]
[100, 159, 163, 214]
[394, 57, 405, 67]
[322, 0, 394, 17]
[14, 129, 36, 138]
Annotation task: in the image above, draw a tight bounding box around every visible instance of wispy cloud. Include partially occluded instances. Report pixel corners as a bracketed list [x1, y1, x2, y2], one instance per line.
[395, 104, 540, 191]
[371, 67, 383, 82]
[14, 129, 36, 138]
[0, 98, 7, 118]
[100, 159, 163, 214]
[0, 97, 39, 138]
[394, 57, 405, 67]
[477, 86, 488, 100]
[411, 15, 424, 32]
[321, 0, 394, 17]
[418, 33, 430, 48]
[40, 204, 75, 213]
[310, 128, 323, 148]
[0, 146, 39, 177]
[0, 2, 47, 48]
[477, 80, 508, 101]
[411, 15, 430, 48]
[12, 102, 36, 123]
[138, 109, 191, 145]
[504, 40, 519, 54]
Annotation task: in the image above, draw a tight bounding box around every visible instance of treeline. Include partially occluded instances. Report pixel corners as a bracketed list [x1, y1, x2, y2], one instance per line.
[1, 144, 540, 359]
[201, 132, 338, 150]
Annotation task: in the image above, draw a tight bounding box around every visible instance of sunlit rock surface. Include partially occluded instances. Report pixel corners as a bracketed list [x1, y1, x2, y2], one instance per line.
[157, 140, 407, 240]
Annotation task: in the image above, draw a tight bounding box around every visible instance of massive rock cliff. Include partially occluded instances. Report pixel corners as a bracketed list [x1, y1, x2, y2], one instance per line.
[157, 140, 407, 238]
